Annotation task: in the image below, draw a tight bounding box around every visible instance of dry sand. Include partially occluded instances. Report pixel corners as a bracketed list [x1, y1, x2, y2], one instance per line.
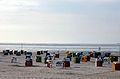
[0, 52, 120, 79]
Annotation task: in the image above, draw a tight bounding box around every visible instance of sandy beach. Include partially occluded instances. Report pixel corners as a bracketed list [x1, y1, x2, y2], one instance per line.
[0, 52, 120, 79]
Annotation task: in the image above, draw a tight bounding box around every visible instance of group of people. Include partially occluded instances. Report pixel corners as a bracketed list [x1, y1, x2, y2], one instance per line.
[96, 52, 111, 64]
[44, 52, 55, 68]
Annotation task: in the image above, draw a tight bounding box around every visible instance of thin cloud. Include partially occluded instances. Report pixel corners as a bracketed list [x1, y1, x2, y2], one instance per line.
[0, 0, 119, 12]
[0, 0, 120, 43]
[65, 0, 120, 3]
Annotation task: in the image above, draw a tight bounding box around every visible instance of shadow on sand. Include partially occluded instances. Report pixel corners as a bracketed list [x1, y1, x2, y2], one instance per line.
[8, 65, 45, 67]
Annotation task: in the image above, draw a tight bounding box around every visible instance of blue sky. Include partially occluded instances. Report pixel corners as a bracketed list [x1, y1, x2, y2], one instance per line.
[0, 0, 120, 43]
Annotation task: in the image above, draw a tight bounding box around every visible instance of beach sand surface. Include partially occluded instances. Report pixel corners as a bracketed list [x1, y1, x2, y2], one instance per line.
[0, 52, 120, 79]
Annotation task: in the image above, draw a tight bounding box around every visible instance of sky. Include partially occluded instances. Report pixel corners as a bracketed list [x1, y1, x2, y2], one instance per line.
[0, 0, 120, 44]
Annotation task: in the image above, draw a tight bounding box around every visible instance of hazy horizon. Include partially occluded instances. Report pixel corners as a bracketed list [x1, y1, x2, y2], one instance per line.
[0, 0, 120, 44]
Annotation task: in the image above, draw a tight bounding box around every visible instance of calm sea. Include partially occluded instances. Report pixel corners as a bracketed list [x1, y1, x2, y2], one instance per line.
[0, 43, 120, 53]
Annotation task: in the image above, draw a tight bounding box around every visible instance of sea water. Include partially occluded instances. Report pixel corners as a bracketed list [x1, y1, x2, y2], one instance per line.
[0, 44, 120, 53]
